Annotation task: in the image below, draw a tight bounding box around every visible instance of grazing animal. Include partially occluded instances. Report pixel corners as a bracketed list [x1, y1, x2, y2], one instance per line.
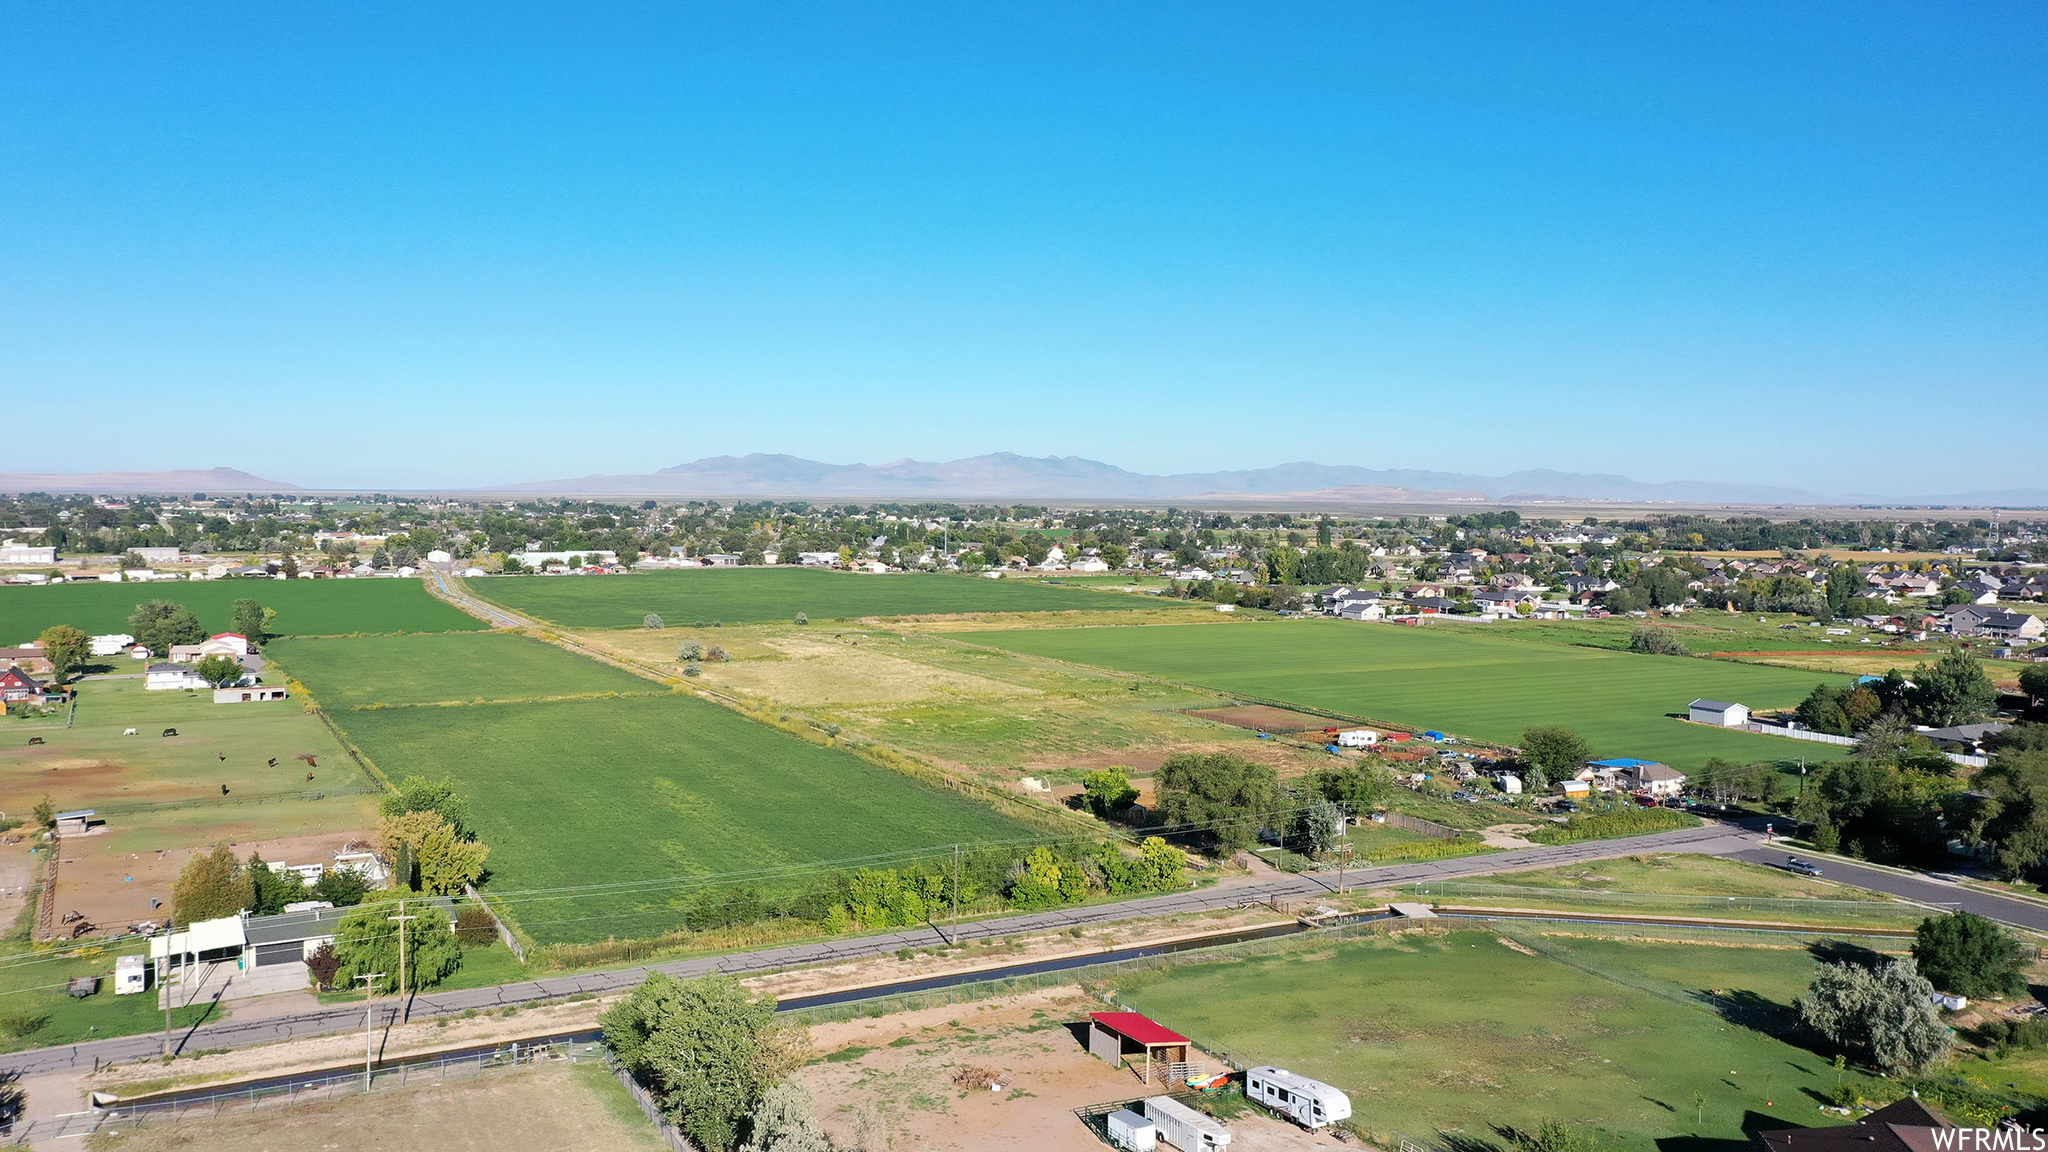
[26, 737, 44, 746]
[267, 758, 277, 767]
[218, 754, 226, 761]
[220, 784, 229, 795]
[123, 728, 137, 736]
[306, 772, 315, 782]
[161, 728, 178, 737]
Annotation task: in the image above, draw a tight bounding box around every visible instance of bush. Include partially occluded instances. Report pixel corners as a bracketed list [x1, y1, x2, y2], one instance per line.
[1913, 911, 2027, 999]
[1628, 626, 1691, 657]
[306, 943, 341, 991]
[1976, 1016, 2048, 1054]
[1363, 837, 1486, 864]
[1525, 807, 1697, 844]
[455, 903, 500, 947]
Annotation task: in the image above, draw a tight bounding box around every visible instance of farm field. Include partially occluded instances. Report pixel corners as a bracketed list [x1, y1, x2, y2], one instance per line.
[0, 677, 376, 858]
[1429, 610, 1928, 657]
[465, 568, 1156, 629]
[961, 619, 1843, 770]
[0, 577, 484, 642]
[1118, 929, 1881, 1148]
[268, 632, 664, 710]
[330, 692, 1033, 945]
[568, 624, 1332, 780]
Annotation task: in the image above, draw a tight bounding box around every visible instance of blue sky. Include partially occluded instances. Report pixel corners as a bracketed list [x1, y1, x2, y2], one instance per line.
[3, 3, 2043, 494]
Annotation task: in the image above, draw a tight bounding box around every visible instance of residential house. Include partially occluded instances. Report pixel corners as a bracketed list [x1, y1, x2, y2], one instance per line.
[1628, 762, 1687, 797]
[144, 663, 211, 691]
[1409, 597, 1458, 615]
[1753, 1096, 1953, 1152]
[1917, 722, 2007, 755]
[1401, 583, 1446, 599]
[1335, 601, 1385, 621]
[1978, 611, 2046, 642]
[1563, 575, 1619, 596]
[89, 633, 135, 656]
[0, 667, 46, 702]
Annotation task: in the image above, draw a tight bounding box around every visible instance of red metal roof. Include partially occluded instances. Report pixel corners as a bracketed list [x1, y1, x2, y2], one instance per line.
[1088, 1012, 1188, 1046]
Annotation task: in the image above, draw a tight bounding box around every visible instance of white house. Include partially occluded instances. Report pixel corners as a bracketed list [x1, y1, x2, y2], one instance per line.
[90, 633, 136, 657]
[1068, 558, 1111, 573]
[1688, 699, 1749, 727]
[1335, 601, 1385, 621]
[145, 663, 209, 690]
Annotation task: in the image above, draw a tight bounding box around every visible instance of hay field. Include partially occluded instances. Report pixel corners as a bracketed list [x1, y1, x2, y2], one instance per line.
[467, 568, 1154, 629]
[959, 619, 1841, 769]
[268, 632, 664, 710]
[0, 577, 484, 642]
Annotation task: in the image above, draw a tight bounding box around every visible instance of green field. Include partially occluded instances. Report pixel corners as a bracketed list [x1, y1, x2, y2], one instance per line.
[0, 677, 376, 855]
[1119, 929, 1870, 1147]
[466, 568, 1153, 629]
[961, 619, 1841, 770]
[268, 633, 664, 710]
[330, 693, 1032, 944]
[0, 578, 484, 643]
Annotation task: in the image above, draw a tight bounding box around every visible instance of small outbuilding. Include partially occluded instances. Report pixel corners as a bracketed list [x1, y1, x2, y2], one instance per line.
[214, 686, 288, 704]
[1087, 1012, 1193, 1084]
[53, 809, 95, 837]
[1688, 699, 1749, 727]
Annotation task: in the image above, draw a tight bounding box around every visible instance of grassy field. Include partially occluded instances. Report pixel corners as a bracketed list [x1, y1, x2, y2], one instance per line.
[466, 568, 1156, 629]
[268, 632, 664, 710]
[1118, 928, 1874, 1148]
[0, 678, 376, 856]
[961, 619, 1844, 770]
[330, 693, 1033, 945]
[1431, 610, 1930, 657]
[0, 578, 483, 642]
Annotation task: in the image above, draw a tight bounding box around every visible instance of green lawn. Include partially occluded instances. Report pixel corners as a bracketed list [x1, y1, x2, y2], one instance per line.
[1119, 929, 1873, 1148]
[0, 943, 222, 1055]
[329, 694, 1032, 945]
[0, 677, 376, 855]
[466, 568, 1154, 629]
[961, 619, 1842, 770]
[0, 578, 483, 643]
[267, 633, 663, 710]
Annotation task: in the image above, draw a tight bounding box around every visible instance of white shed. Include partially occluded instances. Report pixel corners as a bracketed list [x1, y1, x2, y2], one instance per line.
[1688, 699, 1749, 727]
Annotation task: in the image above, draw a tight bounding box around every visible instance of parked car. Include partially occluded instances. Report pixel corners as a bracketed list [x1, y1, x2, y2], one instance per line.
[1554, 800, 1579, 813]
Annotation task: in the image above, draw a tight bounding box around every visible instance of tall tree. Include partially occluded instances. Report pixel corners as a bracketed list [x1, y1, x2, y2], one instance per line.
[378, 776, 475, 840]
[739, 1084, 830, 1152]
[246, 852, 307, 915]
[1912, 911, 2027, 998]
[1908, 649, 1998, 727]
[1797, 958, 1950, 1075]
[229, 598, 268, 643]
[129, 599, 204, 655]
[377, 811, 489, 895]
[332, 897, 461, 995]
[1154, 752, 1278, 855]
[1519, 727, 1592, 792]
[34, 626, 90, 685]
[601, 973, 808, 1152]
[192, 654, 245, 688]
[172, 843, 254, 923]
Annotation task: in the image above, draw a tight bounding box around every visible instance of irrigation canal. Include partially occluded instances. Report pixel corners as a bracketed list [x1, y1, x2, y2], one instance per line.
[96, 905, 1907, 1115]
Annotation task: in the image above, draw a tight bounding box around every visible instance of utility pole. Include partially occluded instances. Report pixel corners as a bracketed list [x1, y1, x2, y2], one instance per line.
[388, 900, 417, 1023]
[160, 920, 174, 1059]
[357, 972, 384, 1088]
[950, 845, 961, 945]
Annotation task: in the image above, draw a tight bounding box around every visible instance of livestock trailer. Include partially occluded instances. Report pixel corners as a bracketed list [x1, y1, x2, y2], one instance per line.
[1143, 1095, 1231, 1151]
[1245, 1066, 1351, 1129]
[1106, 1108, 1158, 1151]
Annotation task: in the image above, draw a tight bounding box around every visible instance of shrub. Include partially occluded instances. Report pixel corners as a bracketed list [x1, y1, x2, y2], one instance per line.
[305, 943, 341, 990]
[644, 614, 665, 630]
[1628, 626, 1691, 657]
[455, 903, 500, 947]
[1525, 807, 1697, 844]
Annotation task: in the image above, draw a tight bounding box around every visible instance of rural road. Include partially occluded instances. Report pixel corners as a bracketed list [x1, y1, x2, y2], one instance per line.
[0, 821, 1766, 1082]
[425, 569, 530, 629]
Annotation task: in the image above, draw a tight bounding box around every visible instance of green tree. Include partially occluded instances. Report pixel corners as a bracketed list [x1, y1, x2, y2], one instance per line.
[246, 852, 307, 915]
[1099, 543, 1129, 569]
[129, 599, 203, 655]
[1908, 649, 1998, 727]
[311, 868, 369, 907]
[192, 654, 245, 688]
[644, 614, 666, 630]
[379, 776, 475, 840]
[377, 811, 489, 895]
[172, 843, 254, 924]
[1311, 762, 1393, 812]
[1912, 911, 2027, 999]
[332, 896, 461, 995]
[1797, 958, 1951, 1075]
[1007, 846, 1085, 909]
[1081, 768, 1139, 818]
[1519, 727, 1591, 793]
[32, 795, 54, 827]
[34, 626, 90, 685]
[601, 972, 806, 1152]
[229, 598, 268, 643]
[1154, 752, 1279, 856]
[1628, 626, 1690, 656]
[2019, 664, 2048, 708]
[1291, 796, 1345, 856]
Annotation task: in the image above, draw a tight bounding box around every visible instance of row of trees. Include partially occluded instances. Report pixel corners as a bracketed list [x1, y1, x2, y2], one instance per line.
[1795, 652, 1999, 736]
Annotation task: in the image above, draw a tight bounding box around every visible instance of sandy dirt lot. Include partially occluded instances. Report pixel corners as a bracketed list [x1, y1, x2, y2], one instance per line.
[85, 1061, 667, 1152]
[54, 830, 370, 938]
[793, 985, 1342, 1152]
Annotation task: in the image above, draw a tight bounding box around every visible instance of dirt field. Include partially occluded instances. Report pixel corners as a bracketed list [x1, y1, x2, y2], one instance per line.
[86, 1061, 667, 1152]
[1186, 705, 1333, 733]
[793, 986, 1341, 1152]
[55, 830, 370, 938]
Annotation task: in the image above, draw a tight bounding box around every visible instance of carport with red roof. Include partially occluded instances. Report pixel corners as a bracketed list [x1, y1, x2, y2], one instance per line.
[1085, 1011, 1192, 1084]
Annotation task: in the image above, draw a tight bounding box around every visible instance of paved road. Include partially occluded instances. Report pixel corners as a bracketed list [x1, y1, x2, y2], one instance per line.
[426, 570, 529, 629]
[1721, 845, 2048, 931]
[0, 824, 1748, 1080]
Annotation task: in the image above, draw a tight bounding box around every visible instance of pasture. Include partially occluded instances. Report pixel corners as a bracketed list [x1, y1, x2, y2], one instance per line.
[0, 677, 376, 857]
[268, 632, 662, 710]
[959, 619, 1842, 769]
[330, 693, 1032, 944]
[0, 578, 483, 642]
[465, 568, 1153, 629]
[1118, 929, 1871, 1148]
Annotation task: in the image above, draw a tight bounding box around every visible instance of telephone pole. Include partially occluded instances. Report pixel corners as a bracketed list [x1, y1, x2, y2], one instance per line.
[357, 972, 384, 1088]
[950, 845, 961, 945]
[388, 900, 418, 1023]
[160, 920, 175, 1059]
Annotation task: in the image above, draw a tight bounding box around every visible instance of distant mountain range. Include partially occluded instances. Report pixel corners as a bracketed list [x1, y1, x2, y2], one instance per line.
[0, 467, 302, 494]
[0, 458, 2041, 506]
[491, 453, 2048, 505]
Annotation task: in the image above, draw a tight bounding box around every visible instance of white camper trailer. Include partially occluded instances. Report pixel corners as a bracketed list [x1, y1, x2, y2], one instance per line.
[1245, 1066, 1351, 1129]
[1335, 729, 1379, 748]
[1106, 1108, 1158, 1151]
[1144, 1096, 1231, 1151]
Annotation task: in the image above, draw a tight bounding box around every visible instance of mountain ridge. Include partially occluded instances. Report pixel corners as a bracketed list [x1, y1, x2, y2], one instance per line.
[0, 467, 303, 494]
